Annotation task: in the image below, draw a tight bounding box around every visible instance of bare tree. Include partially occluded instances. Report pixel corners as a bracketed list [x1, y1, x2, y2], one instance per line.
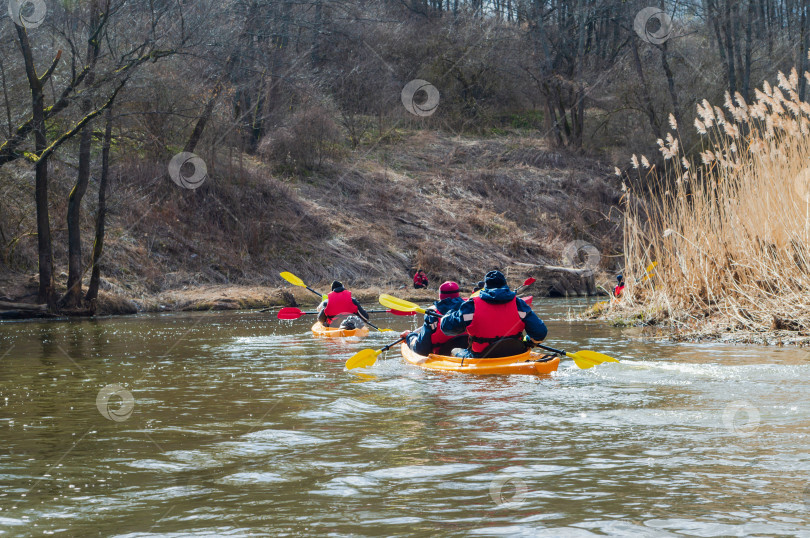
[14, 27, 61, 306]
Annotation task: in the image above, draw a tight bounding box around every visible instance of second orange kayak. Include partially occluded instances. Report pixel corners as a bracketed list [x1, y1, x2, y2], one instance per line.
[311, 321, 370, 338]
[400, 343, 559, 376]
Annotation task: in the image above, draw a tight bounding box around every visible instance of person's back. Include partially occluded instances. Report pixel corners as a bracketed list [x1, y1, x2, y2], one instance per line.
[440, 271, 547, 358]
[317, 281, 369, 326]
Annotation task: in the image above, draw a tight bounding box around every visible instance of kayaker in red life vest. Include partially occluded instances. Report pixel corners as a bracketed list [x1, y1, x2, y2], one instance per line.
[440, 270, 548, 358]
[317, 281, 369, 327]
[614, 274, 625, 298]
[413, 270, 428, 289]
[400, 281, 468, 356]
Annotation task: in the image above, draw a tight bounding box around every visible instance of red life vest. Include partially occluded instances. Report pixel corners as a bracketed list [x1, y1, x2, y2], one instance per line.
[323, 290, 358, 324]
[614, 284, 625, 298]
[429, 304, 466, 353]
[467, 296, 525, 353]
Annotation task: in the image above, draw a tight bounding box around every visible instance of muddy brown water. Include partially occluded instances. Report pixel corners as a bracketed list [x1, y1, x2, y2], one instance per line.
[1, 298, 809, 536]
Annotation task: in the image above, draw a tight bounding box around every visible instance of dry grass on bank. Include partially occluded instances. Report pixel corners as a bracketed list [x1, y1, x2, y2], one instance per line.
[616, 68, 810, 339]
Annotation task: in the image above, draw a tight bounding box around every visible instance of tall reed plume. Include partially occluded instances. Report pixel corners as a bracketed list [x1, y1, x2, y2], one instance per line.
[620, 66, 810, 335]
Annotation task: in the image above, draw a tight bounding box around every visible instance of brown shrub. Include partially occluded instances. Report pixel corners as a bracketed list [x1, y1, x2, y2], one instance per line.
[259, 106, 344, 171]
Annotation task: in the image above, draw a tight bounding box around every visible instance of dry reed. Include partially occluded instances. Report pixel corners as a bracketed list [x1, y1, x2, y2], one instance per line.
[619, 66, 810, 336]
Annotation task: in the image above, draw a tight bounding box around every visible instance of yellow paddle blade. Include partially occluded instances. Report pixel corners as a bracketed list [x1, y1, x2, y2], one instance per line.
[378, 294, 426, 314]
[567, 350, 620, 369]
[577, 350, 619, 363]
[471, 290, 480, 298]
[280, 271, 305, 287]
[345, 348, 381, 370]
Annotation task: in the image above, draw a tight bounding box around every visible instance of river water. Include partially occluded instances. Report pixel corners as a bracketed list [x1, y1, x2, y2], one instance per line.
[1, 298, 809, 536]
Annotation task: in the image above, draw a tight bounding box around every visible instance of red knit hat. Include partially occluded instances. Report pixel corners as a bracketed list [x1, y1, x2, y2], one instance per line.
[439, 281, 460, 299]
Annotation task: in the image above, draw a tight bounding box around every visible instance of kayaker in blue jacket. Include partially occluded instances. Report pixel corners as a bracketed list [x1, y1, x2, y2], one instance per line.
[441, 270, 547, 358]
[401, 281, 468, 356]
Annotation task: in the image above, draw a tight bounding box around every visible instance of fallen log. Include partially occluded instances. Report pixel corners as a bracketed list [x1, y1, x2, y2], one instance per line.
[0, 310, 59, 319]
[0, 301, 48, 312]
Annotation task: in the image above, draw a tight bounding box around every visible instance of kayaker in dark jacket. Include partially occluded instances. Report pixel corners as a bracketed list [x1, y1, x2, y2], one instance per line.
[441, 270, 547, 358]
[317, 281, 369, 326]
[402, 281, 468, 356]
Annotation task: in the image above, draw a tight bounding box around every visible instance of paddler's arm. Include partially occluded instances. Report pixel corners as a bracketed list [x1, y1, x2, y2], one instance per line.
[407, 308, 441, 355]
[439, 300, 474, 336]
[317, 300, 328, 324]
[408, 323, 434, 355]
[353, 299, 369, 320]
[517, 297, 547, 342]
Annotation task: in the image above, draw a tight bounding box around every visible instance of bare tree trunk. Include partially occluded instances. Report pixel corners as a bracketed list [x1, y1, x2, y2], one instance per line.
[732, 1, 744, 95]
[765, 0, 774, 55]
[534, 4, 563, 146]
[86, 107, 113, 307]
[707, 0, 727, 61]
[15, 27, 61, 307]
[184, 57, 232, 154]
[312, 0, 323, 65]
[801, 1, 810, 102]
[757, 0, 766, 39]
[743, 0, 754, 100]
[660, 38, 682, 132]
[723, 0, 738, 94]
[0, 60, 11, 137]
[571, 0, 589, 149]
[251, 72, 267, 150]
[64, 0, 103, 308]
[631, 38, 662, 138]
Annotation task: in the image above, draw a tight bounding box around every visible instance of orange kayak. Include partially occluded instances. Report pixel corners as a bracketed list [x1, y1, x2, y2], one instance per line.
[311, 321, 370, 338]
[400, 343, 559, 376]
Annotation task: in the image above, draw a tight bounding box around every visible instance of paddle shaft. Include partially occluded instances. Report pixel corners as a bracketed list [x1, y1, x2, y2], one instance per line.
[267, 307, 393, 314]
[514, 278, 536, 295]
[358, 315, 388, 333]
[382, 336, 407, 353]
[294, 308, 392, 314]
[304, 285, 325, 299]
[535, 343, 568, 357]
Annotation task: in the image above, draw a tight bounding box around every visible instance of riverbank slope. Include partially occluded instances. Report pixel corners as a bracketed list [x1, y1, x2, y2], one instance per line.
[0, 130, 622, 315]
